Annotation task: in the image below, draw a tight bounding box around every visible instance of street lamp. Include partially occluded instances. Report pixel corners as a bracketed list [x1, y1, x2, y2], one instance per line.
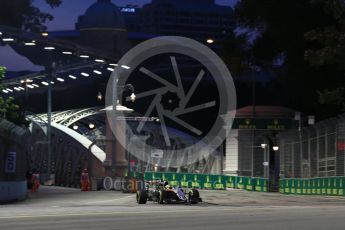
[97, 92, 103, 101]
[89, 123, 95, 129]
[273, 146, 279, 151]
[262, 143, 269, 179]
[261, 143, 267, 149]
[129, 92, 136, 102]
[206, 38, 214, 44]
[260, 143, 278, 178]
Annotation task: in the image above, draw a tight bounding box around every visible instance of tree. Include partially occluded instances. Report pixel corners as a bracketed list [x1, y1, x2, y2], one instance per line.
[223, 30, 252, 77]
[0, 67, 27, 126]
[0, 0, 62, 31]
[305, 0, 345, 69]
[0, 1, 63, 123]
[304, 0, 345, 111]
[234, 0, 344, 119]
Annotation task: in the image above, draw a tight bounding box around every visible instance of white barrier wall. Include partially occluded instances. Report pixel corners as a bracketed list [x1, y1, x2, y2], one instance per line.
[224, 129, 239, 175]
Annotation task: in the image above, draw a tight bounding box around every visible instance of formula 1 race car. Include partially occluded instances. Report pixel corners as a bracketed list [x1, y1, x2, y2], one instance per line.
[136, 180, 202, 204]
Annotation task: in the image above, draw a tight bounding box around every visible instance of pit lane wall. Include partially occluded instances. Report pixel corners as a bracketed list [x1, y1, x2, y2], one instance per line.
[143, 172, 268, 192]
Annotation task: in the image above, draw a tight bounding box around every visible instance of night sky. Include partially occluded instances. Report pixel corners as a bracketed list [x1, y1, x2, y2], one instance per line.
[35, 0, 237, 30]
[1, 0, 237, 71]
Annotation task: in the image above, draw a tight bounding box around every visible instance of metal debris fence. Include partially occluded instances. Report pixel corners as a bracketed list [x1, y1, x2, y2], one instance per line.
[279, 115, 345, 179]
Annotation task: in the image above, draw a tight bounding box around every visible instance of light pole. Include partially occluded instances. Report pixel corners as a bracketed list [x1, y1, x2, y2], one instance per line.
[261, 143, 269, 179]
[295, 112, 303, 178]
[46, 61, 56, 181]
[109, 78, 136, 176]
[110, 75, 118, 175]
[254, 142, 278, 179]
[251, 143, 268, 178]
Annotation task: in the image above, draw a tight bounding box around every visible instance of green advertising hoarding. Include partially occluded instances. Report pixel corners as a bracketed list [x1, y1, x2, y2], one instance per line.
[279, 177, 345, 196]
[144, 172, 227, 190]
[232, 118, 294, 130]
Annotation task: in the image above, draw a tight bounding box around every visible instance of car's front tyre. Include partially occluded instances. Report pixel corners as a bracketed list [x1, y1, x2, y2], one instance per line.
[158, 190, 167, 204]
[188, 189, 200, 204]
[137, 190, 148, 204]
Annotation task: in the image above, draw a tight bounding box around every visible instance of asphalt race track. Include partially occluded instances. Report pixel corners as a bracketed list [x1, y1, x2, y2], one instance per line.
[1, 187, 345, 230]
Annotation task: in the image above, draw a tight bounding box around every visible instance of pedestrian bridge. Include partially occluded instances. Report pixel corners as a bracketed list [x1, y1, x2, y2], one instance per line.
[27, 106, 221, 187]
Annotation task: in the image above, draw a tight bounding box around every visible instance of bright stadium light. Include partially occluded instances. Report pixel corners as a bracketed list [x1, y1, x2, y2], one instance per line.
[42, 81, 49, 86]
[62, 51, 73, 55]
[121, 65, 130, 69]
[81, 72, 89, 77]
[6, 88, 13, 92]
[2, 38, 14, 42]
[57, 78, 64, 82]
[2, 90, 8, 93]
[109, 64, 118, 66]
[80, 55, 89, 58]
[32, 84, 39, 88]
[95, 59, 105, 63]
[107, 68, 114, 72]
[93, 70, 102, 75]
[44, 47, 55, 50]
[27, 84, 34, 89]
[68, 75, 77, 79]
[24, 42, 36, 46]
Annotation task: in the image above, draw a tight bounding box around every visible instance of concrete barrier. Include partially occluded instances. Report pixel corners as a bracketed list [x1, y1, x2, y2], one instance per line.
[0, 181, 27, 203]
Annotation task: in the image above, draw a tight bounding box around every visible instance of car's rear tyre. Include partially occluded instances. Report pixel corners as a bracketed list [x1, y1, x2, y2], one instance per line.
[159, 190, 167, 204]
[137, 190, 147, 204]
[189, 189, 200, 204]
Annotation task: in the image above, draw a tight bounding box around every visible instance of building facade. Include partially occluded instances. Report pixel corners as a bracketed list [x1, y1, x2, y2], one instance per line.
[224, 106, 299, 190]
[51, 0, 234, 56]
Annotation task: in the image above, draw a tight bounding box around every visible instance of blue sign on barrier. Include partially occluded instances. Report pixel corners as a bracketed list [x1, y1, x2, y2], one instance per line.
[5, 152, 16, 173]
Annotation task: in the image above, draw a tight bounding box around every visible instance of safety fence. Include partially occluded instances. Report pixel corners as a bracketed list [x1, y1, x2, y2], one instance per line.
[279, 116, 345, 178]
[280, 177, 345, 196]
[143, 172, 269, 192]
